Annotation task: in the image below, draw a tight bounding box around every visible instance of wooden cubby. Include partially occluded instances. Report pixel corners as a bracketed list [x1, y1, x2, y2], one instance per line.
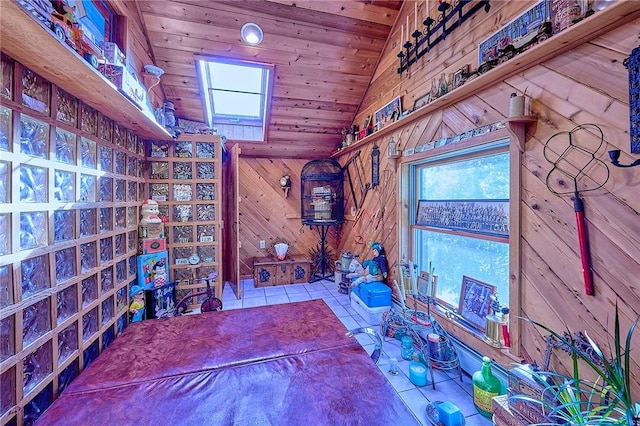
[146, 135, 223, 303]
[0, 54, 145, 425]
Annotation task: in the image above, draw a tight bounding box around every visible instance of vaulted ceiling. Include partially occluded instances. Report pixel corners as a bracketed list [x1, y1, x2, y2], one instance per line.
[138, 0, 403, 158]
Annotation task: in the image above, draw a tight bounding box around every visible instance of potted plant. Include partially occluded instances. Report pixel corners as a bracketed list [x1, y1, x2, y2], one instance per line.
[514, 304, 639, 425]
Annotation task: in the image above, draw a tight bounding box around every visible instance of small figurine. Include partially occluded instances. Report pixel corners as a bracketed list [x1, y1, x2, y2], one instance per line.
[152, 261, 167, 287]
[129, 285, 145, 322]
[349, 242, 389, 286]
[140, 199, 162, 225]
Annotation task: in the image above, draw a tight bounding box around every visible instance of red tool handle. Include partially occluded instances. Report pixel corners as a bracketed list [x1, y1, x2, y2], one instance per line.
[574, 194, 594, 296]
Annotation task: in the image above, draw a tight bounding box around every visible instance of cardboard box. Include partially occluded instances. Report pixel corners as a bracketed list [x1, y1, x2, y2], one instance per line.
[140, 238, 166, 254]
[139, 223, 164, 240]
[103, 41, 125, 66]
[98, 63, 147, 109]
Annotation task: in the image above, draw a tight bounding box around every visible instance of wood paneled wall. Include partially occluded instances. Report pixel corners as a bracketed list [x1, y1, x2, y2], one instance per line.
[334, 0, 640, 398]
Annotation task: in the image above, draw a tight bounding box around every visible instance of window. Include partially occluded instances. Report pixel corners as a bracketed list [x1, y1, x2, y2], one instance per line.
[197, 58, 273, 141]
[410, 142, 510, 311]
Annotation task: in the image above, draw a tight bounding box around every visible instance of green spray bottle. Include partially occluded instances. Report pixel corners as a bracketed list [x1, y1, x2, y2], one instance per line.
[472, 356, 502, 418]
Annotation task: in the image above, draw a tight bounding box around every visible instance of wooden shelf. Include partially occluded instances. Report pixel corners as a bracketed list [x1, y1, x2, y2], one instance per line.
[0, 0, 171, 140]
[506, 116, 538, 151]
[332, 1, 640, 158]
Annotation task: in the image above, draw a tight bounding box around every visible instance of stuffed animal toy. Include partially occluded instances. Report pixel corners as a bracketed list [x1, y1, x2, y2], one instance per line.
[140, 200, 162, 225]
[349, 242, 388, 286]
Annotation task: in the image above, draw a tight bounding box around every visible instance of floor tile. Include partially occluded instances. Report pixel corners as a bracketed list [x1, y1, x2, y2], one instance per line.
[265, 294, 290, 305]
[264, 286, 287, 296]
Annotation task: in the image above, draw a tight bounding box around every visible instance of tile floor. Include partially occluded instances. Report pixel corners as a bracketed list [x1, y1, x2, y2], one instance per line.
[221, 278, 493, 426]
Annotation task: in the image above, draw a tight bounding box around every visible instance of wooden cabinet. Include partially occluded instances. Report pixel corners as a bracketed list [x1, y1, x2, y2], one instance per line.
[146, 135, 223, 300]
[253, 255, 312, 287]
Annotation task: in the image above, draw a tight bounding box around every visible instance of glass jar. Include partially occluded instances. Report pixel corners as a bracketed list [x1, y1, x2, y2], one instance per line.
[401, 335, 414, 360]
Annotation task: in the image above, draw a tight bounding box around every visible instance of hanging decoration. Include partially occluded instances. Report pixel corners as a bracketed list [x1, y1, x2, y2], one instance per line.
[371, 144, 380, 189]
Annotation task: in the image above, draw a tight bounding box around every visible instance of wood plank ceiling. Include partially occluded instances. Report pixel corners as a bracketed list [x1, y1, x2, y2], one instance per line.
[138, 0, 402, 158]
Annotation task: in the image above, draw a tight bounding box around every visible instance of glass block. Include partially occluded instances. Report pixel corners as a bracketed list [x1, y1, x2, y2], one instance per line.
[138, 136, 145, 156]
[55, 128, 76, 164]
[115, 179, 125, 202]
[174, 141, 192, 157]
[99, 176, 113, 202]
[0, 214, 9, 255]
[99, 145, 112, 172]
[83, 339, 99, 368]
[128, 256, 136, 277]
[101, 266, 114, 295]
[126, 132, 136, 152]
[102, 296, 114, 325]
[80, 241, 97, 272]
[58, 323, 78, 365]
[116, 260, 126, 283]
[114, 123, 126, 147]
[99, 207, 113, 233]
[173, 204, 192, 222]
[149, 140, 169, 157]
[23, 298, 51, 347]
[102, 325, 115, 350]
[114, 233, 126, 257]
[114, 151, 126, 175]
[127, 206, 137, 227]
[127, 181, 136, 202]
[20, 115, 49, 158]
[173, 225, 193, 244]
[99, 114, 113, 142]
[196, 183, 215, 201]
[0, 105, 11, 151]
[53, 169, 75, 202]
[150, 183, 168, 201]
[56, 88, 78, 126]
[20, 211, 47, 250]
[173, 246, 194, 265]
[82, 307, 98, 342]
[197, 224, 216, 243]
[138, 159, 145, 178]
[20, 164, 47, 202]
[158, 205, 169, 221]
[117, 314, 127, 335]
[149, 161, 168, 179]
[173, 162, 192, 180]
[115, 207, 126, 229]
[197, 162, 215, 180]
[173, 183, 192, 201]
[56, 284, 77, 325]
[55, 247, 76, 284]
[54, 209, 75, 243]
[81, 275, 98, 308]
[0, 366, 16, 416]
[100, 237, 113, 263]
[0, 315, 14, 362]
[79, 174, 96, 202]
[23, 340, 52, 395]
[1, 54, 12, 100]
[196, 204, 215, 221]
[127, 231, 137, 252]
[172, 268, 192, 281]
[0, 161, 8, 203]
[116, 287, 127, 312]
[21, 255, 50, 299]
[25, 385, 54, 425]
[58, 358, 78, 395]
[127, 156, 137, 177]
[196, 142, 216, 158]
[80, 104, 98, 135]
[198, 245, 215, 263]
[79, 208, 96, 237]
[0, 265, 13, 309]
[80, 138, 97, 168]
[138, 181, 145, 199]
[21, 67, 50, 114]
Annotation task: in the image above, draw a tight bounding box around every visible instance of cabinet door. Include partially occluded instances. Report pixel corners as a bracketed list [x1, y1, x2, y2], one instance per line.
[254, 264, 277, 287]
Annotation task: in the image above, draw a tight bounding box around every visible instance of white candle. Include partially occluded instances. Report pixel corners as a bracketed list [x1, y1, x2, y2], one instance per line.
[426, 0, 430, 22]
[415, 1, 418, 30]
[401, 24, 404, 45]
[406, 15, 409, 42]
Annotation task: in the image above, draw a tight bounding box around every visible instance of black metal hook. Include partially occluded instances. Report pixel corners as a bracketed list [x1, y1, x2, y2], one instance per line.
[608, 149, 640, 168]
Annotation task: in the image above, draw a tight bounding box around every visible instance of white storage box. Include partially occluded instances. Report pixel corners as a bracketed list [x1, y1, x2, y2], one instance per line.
[350, 291, 390, 325]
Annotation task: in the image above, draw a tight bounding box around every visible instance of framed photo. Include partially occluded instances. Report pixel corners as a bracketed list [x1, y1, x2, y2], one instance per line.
[374, 96, 402, 129]
[413, 92, 431, 111]
[417, 271, 433, 298]
[458, 276, 496, 331]
[415, 199, 509, 238]
[453, 65, 469, 88]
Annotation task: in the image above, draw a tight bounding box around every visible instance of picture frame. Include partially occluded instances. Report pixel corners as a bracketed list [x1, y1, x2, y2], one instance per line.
[417, 271, 433, 298]
[458, 276, 496, 331]
[415, 199, 509, 238]
[413, 92, 431, 111]
[453, 65, 469, 88]
[374, 96, 402, 129]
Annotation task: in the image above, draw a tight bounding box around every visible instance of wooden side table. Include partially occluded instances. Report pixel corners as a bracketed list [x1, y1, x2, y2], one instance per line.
[253, 255, 312, 287]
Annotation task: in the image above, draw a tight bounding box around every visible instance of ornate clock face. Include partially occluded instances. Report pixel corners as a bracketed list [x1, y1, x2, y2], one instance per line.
[188, 253, 200, 265]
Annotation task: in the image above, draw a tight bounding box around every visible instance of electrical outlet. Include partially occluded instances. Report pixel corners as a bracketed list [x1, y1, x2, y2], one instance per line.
[259, 240, 266, 249]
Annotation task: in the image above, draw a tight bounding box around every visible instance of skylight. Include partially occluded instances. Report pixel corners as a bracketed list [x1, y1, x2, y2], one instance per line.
[197, 58, 273, 141]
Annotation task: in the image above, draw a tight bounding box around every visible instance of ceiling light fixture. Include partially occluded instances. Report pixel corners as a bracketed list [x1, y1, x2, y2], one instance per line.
[241, 22, 264, 46]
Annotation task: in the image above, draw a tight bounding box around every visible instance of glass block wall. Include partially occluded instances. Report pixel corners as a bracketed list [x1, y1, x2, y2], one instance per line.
[0, 53, 144, 425]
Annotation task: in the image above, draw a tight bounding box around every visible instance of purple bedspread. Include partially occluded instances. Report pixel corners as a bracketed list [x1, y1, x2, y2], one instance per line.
[37, 299, 419, 425]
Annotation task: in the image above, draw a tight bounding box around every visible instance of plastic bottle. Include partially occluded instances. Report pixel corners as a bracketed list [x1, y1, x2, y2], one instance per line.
[472, 356, 502, 418]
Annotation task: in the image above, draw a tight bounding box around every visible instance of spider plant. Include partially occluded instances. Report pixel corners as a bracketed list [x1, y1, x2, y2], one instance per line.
[520, 304, 639, 425]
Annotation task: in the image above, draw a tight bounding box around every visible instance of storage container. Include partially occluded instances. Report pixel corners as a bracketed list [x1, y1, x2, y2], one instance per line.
[351, 281, 392, 307]
[350, 291, 390, 325]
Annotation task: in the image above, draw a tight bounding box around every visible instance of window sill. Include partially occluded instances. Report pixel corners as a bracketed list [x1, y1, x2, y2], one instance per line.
[406, 295, 521, 366]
